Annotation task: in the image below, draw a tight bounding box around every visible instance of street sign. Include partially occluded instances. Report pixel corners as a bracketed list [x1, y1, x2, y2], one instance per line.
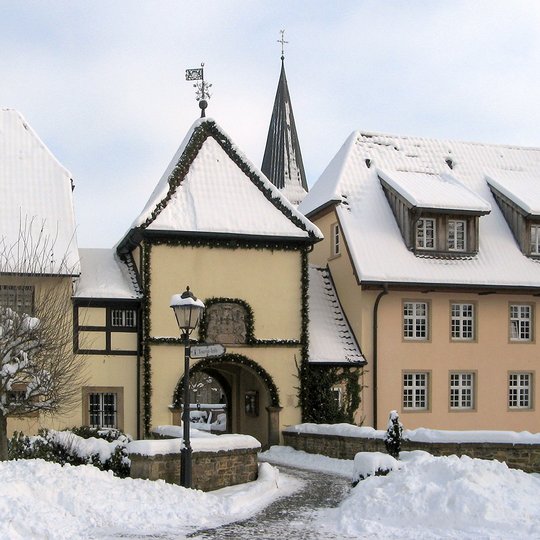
[190, 343, 226, 359]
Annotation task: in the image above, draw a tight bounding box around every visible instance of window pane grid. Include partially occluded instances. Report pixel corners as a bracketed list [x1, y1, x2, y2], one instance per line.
[416, 218, 436, 250]
[89, 392, 117, 428]
[448, 220, 467, 251]
[450, 373, 474, 409]
[0, 285, 34, 315]
[404, 302, 428, 339]
[451, 303, 474, 340]
[111, 309, 136, 328]
[531, 224, 540, 255]
[403, 373, 428, 410]
[510, 304, 532, 341]
[508, 373, 531, 409]
[332, 224, 340, 256]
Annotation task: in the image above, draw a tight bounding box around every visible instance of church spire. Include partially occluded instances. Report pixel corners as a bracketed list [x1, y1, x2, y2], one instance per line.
[261, 31, 308, 206]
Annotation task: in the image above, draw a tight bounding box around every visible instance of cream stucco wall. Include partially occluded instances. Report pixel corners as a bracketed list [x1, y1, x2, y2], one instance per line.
[146, 243, 304, 445]
[149, 245, 302, 340]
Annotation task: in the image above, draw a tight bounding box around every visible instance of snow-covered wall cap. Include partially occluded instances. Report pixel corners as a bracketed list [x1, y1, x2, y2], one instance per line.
[486, 172, 540, 216]
[127, 434, 261, 456]
[0, 109, 80, 275]
[378, 168, 491, 213]
[308, 265, 365, 365]
[285, 422, 540, 444]
[121, 117, 322, 244]
[74, 248, 141, 299]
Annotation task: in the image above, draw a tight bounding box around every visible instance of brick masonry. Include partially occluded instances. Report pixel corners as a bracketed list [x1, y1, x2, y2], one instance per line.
[129, 447, 259, 491]
[282, 431, 540, 473]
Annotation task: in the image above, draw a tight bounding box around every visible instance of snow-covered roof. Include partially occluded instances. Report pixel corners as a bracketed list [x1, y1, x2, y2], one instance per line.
[74, 248, 140, 299]
[300, 130, 540, 288]
[118, 118, 321, 251]
[486, 171, 540, 216]
[0, 109, 79, 275]
[378, 168, 491, 213]
[308, 265, 364, 365]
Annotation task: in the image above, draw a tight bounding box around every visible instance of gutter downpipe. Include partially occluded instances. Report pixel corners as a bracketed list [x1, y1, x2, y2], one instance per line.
[372, 284, 389, 429]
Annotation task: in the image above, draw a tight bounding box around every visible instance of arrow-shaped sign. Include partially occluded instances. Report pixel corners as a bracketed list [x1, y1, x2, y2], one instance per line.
[190, 343, 226, 359]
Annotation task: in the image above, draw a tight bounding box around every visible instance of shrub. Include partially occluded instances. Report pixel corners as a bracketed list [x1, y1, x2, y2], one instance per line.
[8, 427, 132, 477]
[384, 410, 403, 459]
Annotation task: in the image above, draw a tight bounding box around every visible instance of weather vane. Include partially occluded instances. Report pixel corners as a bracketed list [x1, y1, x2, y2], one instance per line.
[185, 63, 212, 118]
[278, 29, 288, 60]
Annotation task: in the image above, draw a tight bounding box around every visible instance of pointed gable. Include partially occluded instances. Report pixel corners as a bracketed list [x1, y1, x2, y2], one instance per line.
[118, 118, 321, 252]
[261, 60, 308, 206]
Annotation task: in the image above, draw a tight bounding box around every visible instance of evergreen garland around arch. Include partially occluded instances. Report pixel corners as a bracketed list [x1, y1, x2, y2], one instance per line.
[172, 353, 280, 409]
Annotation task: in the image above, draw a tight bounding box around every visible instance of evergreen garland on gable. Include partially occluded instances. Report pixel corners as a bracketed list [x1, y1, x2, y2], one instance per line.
[137, 120, 318, 239]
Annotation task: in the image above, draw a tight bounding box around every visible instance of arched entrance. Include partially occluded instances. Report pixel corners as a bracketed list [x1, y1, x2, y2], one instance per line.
[173, 353, 281, 449]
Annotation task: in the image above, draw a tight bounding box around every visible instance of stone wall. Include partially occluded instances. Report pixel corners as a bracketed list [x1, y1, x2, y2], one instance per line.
[282, 431, 540, 473]
[129, 447, 259, 491]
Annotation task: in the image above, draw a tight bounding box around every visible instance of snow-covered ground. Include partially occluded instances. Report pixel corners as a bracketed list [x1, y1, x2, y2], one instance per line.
[264, 445, 540, 539]
[0, 459, 301, 539]
[4, 444, 540, 539]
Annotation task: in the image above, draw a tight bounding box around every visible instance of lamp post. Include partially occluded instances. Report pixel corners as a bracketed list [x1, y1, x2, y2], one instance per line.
[170, 286, 205, 488]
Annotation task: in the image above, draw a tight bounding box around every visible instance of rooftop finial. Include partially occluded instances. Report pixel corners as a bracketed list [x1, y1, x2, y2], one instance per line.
[185, 63, 212, 118]
[278, 29, 288, 61]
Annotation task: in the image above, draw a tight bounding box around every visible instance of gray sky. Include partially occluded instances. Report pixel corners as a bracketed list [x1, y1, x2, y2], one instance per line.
[1, 1, 539, 248]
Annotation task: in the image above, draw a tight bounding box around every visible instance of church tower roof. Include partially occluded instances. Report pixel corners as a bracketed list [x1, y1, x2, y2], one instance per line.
[261, 49, 308, 206]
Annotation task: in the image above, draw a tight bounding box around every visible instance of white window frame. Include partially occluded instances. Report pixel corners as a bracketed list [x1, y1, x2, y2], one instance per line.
[508, 372, 532, 409]
[450, 372, 474, 410]
[0, 285, 34, 315]
[403, 301, 429, 340]
[403, 372, 429, 410]
[509, 304, 533, 342]
[111, 308, 137, 328]
[531, 224, 540, 255]
[448, 219, 467, 252]
[451, 303, 475, 341]
[416, 218, 436, 250]
[88, 391, 118, 428]
[331, 222, 341, 257]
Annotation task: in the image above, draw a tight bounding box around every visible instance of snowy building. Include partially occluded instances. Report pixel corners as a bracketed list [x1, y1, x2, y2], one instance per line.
[1, 105, 365, 445]
[70, 116, 363, 446]
[300, 130, 540, 431]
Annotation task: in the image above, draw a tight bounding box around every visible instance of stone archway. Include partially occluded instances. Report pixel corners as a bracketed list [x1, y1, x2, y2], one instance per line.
[173, 353, 281, 449]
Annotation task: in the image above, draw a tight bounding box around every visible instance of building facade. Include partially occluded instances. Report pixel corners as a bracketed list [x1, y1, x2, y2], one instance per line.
[300, 130, 540, 431]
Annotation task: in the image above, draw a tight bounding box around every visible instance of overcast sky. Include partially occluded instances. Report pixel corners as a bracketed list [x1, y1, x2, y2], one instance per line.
[1, 1, 540, 248]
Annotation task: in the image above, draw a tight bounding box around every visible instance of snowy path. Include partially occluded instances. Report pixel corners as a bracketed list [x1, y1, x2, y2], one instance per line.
[188, 465, 353, 539]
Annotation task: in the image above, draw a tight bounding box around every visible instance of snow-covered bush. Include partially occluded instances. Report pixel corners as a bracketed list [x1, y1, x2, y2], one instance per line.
[8, 427, 132, 477]
[352, 451, 401, 486]
[384, 410, 403, 458]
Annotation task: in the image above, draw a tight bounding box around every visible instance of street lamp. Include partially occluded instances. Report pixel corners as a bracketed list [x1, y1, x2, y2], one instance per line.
[170, 286, 205, 488]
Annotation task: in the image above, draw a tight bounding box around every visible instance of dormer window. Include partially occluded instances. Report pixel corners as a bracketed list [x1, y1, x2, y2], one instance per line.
[530, 224, 540, 255]
[378, 168, 490, 258]
[486, 174, 540, 259]
[416, 218, 436, 250]
[448, 219, 467, 252]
